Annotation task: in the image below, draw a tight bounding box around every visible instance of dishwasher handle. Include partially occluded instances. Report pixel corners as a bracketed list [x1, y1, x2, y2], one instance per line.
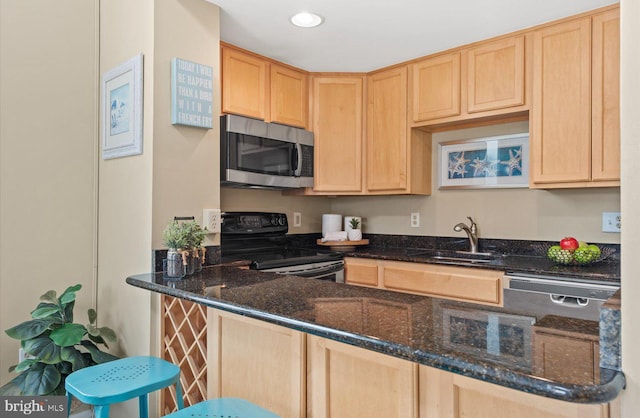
[550, 294, 590, 307]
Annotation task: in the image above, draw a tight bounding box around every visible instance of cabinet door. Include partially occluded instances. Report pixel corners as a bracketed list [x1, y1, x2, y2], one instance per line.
[312, 77, 364, 192]
[381, 261, 502, 305]
[410, 52, 461, 121]
[208, 309, 305, 418]
[344, 257, 379, 287]
[420, 366, 610, 418]
[367, 66, 408, 192]
[592, 9, 620, 182]
[531, 18, 592, 184]
[221, 46, 267, 120]
[270, 64, 308, 128]
[467, 36, 525, 113]
[307, 335, 418, 418]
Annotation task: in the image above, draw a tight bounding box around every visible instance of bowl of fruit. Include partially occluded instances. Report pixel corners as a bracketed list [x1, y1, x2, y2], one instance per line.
[537, 237, 613, 266]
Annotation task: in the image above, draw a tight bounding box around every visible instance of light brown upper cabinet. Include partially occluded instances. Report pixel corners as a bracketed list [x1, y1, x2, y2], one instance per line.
[311, 76, 364, 192]
[221, 45, 267, 120]
[530, 10, 620, 188]
[221, 44, 308, 128]
[410, 35, 528, 126]
[591, 9, 620, 182]
[270, 64, 308, 128]
[410, 52, 461, 121]
[367, 67, 431, 195]
[368, 66, 410, 192]
[467, 36, 525, 113]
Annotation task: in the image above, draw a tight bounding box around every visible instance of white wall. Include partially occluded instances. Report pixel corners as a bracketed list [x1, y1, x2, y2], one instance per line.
[620, 0, 639, 416]
[0, 0, 98, 387]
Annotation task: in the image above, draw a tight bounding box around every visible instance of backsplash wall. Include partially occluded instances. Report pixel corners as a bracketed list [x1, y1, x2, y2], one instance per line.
[221, 122, 621, 244]
[332, 121, 621, 244]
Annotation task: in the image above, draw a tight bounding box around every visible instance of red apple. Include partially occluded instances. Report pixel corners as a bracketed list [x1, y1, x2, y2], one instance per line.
[559, 237, 579, 251]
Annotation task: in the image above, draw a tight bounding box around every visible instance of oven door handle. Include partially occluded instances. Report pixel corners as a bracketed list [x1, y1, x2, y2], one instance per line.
[263, 261, 344, 278]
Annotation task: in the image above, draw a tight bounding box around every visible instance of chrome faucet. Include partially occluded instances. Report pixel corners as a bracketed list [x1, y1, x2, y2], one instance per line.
[454, 217, 479, 253]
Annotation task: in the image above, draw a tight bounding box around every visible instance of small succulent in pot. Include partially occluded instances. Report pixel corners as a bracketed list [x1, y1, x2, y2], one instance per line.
[348, 217, 362, 241]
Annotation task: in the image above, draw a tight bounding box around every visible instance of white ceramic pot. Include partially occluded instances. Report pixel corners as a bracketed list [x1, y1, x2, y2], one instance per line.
[348, 229, 362, 241]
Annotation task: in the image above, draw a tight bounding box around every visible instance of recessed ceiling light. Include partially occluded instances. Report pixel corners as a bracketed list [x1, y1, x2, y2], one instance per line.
[290, 12, 323, 28]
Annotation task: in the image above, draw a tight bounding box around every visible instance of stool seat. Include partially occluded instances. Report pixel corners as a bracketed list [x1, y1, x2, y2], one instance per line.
[65, 356, 183, 418]
[165, 398, 279, 418]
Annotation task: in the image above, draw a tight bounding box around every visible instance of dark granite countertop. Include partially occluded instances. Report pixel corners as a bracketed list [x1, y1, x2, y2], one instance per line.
[126, 266, 625, 404]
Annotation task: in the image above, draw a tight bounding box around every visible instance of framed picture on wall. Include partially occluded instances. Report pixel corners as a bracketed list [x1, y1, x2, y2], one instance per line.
[438, 133, 529, 189]
[102, 54, 143, 160]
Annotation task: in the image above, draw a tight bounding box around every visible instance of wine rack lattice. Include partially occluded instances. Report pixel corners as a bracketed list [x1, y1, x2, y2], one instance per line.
[161, 295, 207, 415]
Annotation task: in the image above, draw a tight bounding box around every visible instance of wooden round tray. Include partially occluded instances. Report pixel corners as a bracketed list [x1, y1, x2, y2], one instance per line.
[317, 239, 369, 251]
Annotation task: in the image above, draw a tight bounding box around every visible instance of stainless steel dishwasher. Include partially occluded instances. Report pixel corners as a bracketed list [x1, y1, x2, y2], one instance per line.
[503, 273, 619, 322]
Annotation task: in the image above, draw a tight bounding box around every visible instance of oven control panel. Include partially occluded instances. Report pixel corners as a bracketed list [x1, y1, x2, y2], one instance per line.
[221, 212, 288, 234]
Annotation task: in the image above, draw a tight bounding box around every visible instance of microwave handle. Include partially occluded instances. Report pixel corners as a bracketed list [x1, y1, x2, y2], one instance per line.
[293, 143, 302, 177]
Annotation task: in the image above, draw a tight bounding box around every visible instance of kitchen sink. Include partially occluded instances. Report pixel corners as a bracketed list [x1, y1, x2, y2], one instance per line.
[404, 249, 502, 265]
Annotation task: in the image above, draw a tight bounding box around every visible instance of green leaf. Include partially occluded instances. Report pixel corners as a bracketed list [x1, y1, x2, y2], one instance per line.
[63, 300, 75, 323]
[5, 319, 55, 340]
[23, 336, 61, 364]
[97, 326, 117, 343]
[88, 308, 97, 325]
[23, 363, 61, 395]
[80, 340, 119, 364]
[40, 290, 57, 304]
[31, 304, 60, 319]
[50, 323, 86, 347]
[0, 363, 61, 395]
[60, 348, 86, 371]
[87, 333, 108, 349]
[59, 284, 81, 305]
[14, 358, 39, 373]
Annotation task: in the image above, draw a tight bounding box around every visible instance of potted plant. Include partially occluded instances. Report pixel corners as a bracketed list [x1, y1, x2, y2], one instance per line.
[0, 284, 118, 397]
[163, 220, 189, 278]
[184, 220, 207, 273]
[348, 217, 362, 241]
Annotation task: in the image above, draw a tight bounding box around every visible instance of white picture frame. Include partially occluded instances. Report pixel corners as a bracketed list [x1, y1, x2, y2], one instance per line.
[438, 133, 529, 189]
[102, 54, 143, 160]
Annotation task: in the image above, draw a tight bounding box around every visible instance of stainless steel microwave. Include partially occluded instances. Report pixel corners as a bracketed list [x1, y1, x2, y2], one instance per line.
[220, 114, 314, 189]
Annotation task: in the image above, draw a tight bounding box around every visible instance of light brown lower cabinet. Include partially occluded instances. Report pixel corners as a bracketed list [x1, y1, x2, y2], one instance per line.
[307, 334, 419, 418]
[207, 309, 306, 418]
[420, 366, 615, 418]
[344, 257, 503, 306]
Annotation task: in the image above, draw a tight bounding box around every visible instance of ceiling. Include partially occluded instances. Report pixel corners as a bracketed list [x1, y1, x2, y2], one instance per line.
[207, 0, 617, 72]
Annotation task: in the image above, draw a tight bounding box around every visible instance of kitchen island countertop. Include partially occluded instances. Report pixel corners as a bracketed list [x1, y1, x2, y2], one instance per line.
[127, 265, 625, 404]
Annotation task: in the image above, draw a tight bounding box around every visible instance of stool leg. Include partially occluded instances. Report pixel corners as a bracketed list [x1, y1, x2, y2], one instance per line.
[175, 379, 184, 410]
[138, 394, 149, 418]
[94, 405, 109, 418]
[66, 393, 72, 417]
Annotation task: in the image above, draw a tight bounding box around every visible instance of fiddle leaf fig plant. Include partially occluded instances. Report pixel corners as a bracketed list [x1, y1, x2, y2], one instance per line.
[0, 284, 118, 396]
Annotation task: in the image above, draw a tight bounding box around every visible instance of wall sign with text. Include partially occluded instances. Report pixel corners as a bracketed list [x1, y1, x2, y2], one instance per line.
[171, 58, 213, 129]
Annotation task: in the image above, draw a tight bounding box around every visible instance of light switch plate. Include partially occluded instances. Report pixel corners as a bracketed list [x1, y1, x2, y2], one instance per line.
[602, 212, 621, 233]
[203, 209, 222, 233]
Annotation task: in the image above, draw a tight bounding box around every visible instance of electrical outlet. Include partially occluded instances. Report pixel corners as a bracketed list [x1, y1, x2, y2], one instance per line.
[411, 212, 420, 228]
[602, 212, 621, 233]
[293, 212, 302, 227]
[203, 209, 222, 233]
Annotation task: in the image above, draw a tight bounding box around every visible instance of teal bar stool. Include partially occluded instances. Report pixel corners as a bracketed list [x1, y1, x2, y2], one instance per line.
[65, 356, 184, 418]
[165, 398, 279, 418]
